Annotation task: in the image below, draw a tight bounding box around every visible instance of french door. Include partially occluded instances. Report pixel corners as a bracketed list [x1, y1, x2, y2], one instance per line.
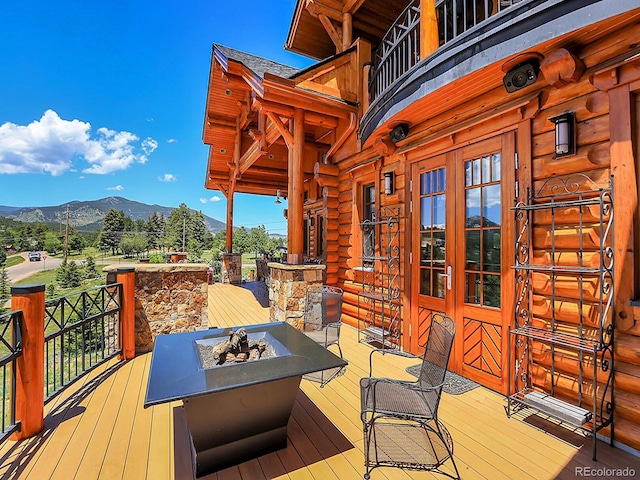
[410, 134, 515, 393]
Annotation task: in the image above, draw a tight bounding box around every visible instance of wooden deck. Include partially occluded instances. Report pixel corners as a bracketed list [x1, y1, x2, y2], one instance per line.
[1, 282, 637, 479]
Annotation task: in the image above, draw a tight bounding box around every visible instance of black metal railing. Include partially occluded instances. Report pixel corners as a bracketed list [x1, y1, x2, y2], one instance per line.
[369, 0, 524, 102]
[44, 283, 122, 402]
[0, 310, 22, 442]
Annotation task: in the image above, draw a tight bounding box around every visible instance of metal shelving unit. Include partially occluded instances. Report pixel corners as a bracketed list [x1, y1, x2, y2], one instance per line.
[357, 207, 401, 349]
[507, 174, 614, 461]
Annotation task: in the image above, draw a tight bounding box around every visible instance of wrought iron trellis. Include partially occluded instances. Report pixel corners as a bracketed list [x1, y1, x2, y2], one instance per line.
[44, 283, 122, 401]
[0, 311, 22, 442]
[507, 174, 614, 461]
[358, 206, 401, 349]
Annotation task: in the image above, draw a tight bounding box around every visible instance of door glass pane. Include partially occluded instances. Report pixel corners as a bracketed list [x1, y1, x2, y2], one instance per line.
[433, 194, 446, 228]
[421, 197, 432, 228]
[420, 268, 431, 295]
[465, 272, 480, 304]
[466, 230, 480, 270]
[491, 153, 501, 181]
[483, 274, 501, 307]
[483, 229, 500, 272]
[419, 167, 446, 298]
[434, 269, 445, 298]
[466, 188, 481, 227]
[433, 231, 445, 262]
[481, 155, 491, 183]
[420, 232, 432, 265]
[464, 151, 501, 308]
[482, 184, 501, 226]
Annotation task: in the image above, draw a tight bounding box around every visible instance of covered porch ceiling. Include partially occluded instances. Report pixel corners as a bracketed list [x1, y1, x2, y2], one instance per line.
[285, 0, 412, 60]
[203, 44, 356, 198]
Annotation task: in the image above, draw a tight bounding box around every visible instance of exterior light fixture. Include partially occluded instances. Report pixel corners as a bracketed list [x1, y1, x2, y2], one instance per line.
[275, 189, 282, 204]
[550, 112, 575, 157]
[384, 171, 394, 195]
[219, 148, 227, 154]
[225, 89, 233, 96]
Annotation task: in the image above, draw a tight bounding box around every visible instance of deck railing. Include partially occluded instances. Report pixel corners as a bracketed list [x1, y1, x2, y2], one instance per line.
[369, 0, 524, 102]
[0, 311, 22, 442]
[44, 283, 122, 401]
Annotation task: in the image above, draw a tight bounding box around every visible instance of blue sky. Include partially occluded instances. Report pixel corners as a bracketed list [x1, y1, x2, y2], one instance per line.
[0, 0, 313, 235]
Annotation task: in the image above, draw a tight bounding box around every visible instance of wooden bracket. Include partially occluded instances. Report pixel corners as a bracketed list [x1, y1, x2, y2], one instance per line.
[540, 48, 585, 88]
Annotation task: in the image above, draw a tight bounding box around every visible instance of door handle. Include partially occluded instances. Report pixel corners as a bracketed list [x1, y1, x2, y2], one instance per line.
[438, 266, 452, 291]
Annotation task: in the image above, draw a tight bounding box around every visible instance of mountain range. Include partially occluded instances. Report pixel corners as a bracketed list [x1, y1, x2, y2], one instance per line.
[0, 196, 226, 233]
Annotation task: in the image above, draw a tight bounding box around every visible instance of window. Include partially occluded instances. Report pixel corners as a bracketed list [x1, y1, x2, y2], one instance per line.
[362, 183, 376, 267]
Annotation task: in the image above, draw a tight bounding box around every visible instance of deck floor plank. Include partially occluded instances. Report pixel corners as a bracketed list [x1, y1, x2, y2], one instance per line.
[95, 351, 147, 480]
[2, 282, 639, 480]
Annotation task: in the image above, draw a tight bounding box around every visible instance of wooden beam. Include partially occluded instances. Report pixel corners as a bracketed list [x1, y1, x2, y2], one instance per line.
[317, 14, 343, 53]
[420, 0, 438, 59]
[266, 112, 294, 148]
[288, 108, 305, 265]
[306, 0, 343, 21]
[342, 0, 366, 14]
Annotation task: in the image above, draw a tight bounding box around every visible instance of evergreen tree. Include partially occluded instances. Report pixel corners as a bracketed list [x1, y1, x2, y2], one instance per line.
[247, 225, 269, 257]
[56, 260, 82, 288]
[99, 209, 125, 255]
[0, 249, 6, 266]
[0, 267, 10, 314]
[84, 255, 98, 278]
[146, 212, 166, 251]
[232, 226, 250, 254]
[165, 203, 191, 251]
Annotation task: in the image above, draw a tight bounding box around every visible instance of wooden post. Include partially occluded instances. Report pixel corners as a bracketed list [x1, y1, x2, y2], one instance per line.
[609, 84, 637, 331]
[11, 284, 45, 440]
[288, 108, 305, 265]
[342, 12, 352, 50]
[420, 0, 439, 60]
[117, 268, 136, 360]
[225, 180, 235, 252]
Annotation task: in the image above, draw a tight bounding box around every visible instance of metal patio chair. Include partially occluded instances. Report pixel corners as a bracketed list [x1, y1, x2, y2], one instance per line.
[292, 284, 345, 386]
[360, 313, 460, 479]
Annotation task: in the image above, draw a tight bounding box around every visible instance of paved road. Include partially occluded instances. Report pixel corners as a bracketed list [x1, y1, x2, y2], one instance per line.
[6, 252, 63, 283]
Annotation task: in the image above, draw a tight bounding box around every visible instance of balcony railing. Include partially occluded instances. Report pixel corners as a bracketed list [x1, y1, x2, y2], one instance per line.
[0, 311, 22, 442]
[369, 0, 524, 102]
[44, 283, 122, 401]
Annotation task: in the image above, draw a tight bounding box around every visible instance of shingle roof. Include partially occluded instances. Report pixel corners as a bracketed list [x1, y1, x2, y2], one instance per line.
[214, 44, 299, 79]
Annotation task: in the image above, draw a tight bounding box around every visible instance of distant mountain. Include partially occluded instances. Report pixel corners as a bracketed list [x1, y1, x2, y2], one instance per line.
[0, 196, 226, 233]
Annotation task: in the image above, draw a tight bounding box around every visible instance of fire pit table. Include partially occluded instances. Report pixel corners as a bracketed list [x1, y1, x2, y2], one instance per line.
[143, 322, 347, 478]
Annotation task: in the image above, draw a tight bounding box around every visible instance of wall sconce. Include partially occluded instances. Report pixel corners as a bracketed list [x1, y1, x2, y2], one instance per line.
[384, 171, 395, 195]
[275, 189, 282, 204]
[550, 112, 575, 157]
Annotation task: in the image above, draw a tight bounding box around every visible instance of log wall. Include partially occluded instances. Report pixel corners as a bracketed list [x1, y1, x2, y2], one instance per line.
[322, 19, 640, 453]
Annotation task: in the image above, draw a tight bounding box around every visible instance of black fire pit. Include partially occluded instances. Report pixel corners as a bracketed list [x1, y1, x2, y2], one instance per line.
[143, 322, 347, 478]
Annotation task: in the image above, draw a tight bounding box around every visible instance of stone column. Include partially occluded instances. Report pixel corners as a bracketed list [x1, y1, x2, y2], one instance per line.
[221, 253, 242, 284]
[268, 263, 326, 329]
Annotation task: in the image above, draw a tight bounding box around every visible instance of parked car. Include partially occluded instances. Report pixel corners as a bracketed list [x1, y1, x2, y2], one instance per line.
[28, 251, 41, 262]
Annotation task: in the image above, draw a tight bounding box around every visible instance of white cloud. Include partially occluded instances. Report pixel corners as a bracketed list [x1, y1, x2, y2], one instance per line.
[158, 173, 176, 182]
[0, 110, 157, 176]
[167, 138, 177, 143]
[107, 185, 124, 191]
[199, 195, 221, 204]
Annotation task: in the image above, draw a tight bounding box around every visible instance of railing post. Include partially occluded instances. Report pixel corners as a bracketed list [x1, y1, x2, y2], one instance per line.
[420, 0, 439, 59]
[117, 268, 136, 361]
[11, 284, 45, 440]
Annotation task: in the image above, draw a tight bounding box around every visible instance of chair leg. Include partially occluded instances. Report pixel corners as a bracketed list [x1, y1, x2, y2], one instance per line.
[425, 420, 461, 480]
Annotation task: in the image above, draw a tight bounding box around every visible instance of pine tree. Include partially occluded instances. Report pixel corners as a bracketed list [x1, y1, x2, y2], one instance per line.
[99, 209, 125, 255]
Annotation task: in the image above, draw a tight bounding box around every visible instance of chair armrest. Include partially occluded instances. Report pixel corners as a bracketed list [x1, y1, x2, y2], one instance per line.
[368, 348, 418, 377]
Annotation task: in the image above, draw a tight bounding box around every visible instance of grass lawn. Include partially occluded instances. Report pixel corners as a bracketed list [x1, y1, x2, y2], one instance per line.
[5, 255, 24, 268]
